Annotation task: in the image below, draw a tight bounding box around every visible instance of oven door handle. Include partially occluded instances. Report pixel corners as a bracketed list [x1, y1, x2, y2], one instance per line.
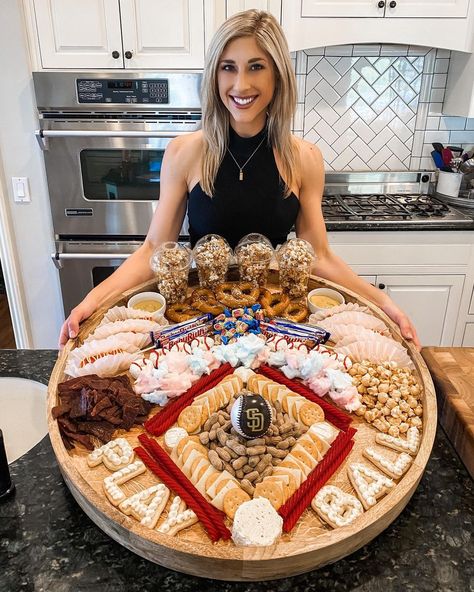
[52, 251, 131, 270]
[36, 129, 191, 150]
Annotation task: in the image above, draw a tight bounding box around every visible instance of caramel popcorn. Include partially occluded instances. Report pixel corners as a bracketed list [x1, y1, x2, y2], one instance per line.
[193, 235, 231, 290]
[277, 238, 314, 298]
[150, 242, 190, 305]
[235, 239, 273, 287]
[352, 360, 423, 433]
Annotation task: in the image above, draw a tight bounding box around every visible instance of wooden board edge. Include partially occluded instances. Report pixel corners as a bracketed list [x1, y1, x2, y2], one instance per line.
[45, 270, 438, 575]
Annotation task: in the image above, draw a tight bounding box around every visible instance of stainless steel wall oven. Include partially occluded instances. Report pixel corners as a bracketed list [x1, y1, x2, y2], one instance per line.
[34, 72, 201, 315]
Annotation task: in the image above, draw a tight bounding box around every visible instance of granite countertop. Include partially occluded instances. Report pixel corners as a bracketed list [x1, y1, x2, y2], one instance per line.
[1, 350, 473, 592]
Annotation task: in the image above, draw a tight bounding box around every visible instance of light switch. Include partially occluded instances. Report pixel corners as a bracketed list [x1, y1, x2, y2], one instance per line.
[12, 177, 31, 203]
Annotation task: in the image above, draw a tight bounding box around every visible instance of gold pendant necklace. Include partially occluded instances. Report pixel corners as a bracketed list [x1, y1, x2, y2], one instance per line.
[227, 136, 266, 181]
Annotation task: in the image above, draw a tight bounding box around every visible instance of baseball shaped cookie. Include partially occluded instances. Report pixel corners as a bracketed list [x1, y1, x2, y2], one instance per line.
[230, 392, 272, 439]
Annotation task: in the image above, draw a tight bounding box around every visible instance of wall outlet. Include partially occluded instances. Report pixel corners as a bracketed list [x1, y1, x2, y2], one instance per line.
[12, 177, 31, 203]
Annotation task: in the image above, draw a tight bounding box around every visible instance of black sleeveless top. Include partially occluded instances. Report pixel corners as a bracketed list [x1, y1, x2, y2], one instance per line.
[187, 126, 300, 249]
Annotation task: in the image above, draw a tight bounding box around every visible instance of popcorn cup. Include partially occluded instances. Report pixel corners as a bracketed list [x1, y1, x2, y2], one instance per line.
[235, 233, 274, 287]
[193, 234, 232, 290]
[150, 242, 191, 304]
[276, 238, 315, 299]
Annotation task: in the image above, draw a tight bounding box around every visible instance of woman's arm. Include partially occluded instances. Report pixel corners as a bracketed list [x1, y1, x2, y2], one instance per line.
[295, 140, 421, 349]
[58, 134, 194, 347]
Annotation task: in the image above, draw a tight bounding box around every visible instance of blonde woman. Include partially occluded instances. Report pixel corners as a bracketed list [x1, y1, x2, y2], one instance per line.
[59, 9, 420, 349]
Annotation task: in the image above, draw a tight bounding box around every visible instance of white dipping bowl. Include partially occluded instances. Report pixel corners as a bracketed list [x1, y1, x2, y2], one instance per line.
[127, 291, 166, 321]
[307, 288, 345, 314]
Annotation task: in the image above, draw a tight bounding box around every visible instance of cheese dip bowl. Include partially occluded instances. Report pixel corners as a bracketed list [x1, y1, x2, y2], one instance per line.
[307, 288, 345, 314]
[127, 291, 166, 321]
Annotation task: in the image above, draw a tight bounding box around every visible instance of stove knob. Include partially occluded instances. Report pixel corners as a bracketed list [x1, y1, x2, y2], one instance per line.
[421, 174, 430, 183]
[378, 283, 386, 290]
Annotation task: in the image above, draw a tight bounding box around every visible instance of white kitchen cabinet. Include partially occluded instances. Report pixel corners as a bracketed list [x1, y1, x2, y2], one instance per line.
[443, 50, 474, 118]
[119, 0, 205, 69]
[32, 0, 124, 69]
[282, 0, 474, 52]
[385, 0, 469, 18]
[462, 322, 474, 345]
[328, 230, 474, 347]
[376, 274, 464, 346]
[30, 0, 206, 69]
[226, 0, 282, 21]
[301, 0, 384, 18]
[301, 0, 469, 19]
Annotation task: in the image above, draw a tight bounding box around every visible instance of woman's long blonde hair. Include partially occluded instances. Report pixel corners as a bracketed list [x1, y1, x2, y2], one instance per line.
[201, 9, 299, 197]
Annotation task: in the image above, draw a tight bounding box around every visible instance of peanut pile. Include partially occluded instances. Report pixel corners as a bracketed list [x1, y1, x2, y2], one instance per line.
[350, 360, 423, 437]
[198, 395, 306, 497]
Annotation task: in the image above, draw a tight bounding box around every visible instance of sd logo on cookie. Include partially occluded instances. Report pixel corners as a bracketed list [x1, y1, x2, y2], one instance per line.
[231, 392, 272, 438]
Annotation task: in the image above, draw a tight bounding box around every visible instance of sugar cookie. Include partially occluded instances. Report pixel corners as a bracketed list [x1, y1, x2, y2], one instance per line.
[87, 437, 134, 471]
[119, 483, 170, 529]
[312, 485, 363, 528]
[363, 447, 413, 480]
[157, 496, 198, 536]
[375, 426, 420, 455]
[348, 463, 394, 510]
[103, 460, 146, 506]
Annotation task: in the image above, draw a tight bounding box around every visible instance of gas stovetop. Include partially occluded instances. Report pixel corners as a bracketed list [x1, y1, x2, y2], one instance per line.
[322, 193, 473, 226]
[321, 172, 473, 229]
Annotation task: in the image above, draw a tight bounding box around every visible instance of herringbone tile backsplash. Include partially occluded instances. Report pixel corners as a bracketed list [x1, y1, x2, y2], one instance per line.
[291, 45, 474, 171]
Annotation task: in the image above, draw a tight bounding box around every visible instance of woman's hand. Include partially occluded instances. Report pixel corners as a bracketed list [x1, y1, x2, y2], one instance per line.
[381, 300, 421, 351]
[58, 298, 99, 350]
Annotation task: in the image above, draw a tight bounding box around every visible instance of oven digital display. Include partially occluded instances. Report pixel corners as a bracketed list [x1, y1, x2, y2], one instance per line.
[107, 80, 135, 90]
[77, 78, 169, 104]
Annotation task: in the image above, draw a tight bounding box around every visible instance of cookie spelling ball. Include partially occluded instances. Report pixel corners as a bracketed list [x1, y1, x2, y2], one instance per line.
[230, 392, 272, 439]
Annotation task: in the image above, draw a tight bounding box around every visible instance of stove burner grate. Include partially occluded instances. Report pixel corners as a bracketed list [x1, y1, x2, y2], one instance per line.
[322, 193, 452, 222]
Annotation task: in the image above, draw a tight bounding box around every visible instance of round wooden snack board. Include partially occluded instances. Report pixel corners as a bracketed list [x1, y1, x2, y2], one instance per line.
[48, 269, 436, 581]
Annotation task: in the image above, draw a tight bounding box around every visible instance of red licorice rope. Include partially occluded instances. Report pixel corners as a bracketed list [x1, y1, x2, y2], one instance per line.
[279, 428, 357, 532]
[137, 434, 232, 540]
[135, 446, 222, 542]
[257, 364, 352, 432]
[145, 363, 233, 436]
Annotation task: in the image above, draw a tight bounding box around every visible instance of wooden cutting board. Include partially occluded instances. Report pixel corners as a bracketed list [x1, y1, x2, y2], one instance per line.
[422, 347, 474, 479]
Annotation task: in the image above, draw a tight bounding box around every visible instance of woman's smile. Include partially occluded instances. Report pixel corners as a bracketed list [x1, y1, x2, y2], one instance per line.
[231, 95, 258, 107]
[218, 36, 275, 136]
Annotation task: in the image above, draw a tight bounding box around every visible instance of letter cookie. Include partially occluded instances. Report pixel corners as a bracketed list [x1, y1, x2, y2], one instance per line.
[375, 426, 420, 455]
[119, 483, 170, 529]
[311, 485, 364, 528]
[157, 496, 198, 536]
[87, 437, 134, 470]
[348, 463, 394, 510]
[103, 460, 146, 506]
[363, 447, 412, 480]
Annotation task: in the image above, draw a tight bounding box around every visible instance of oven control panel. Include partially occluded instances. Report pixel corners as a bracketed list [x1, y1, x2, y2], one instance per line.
[76, 78, 169, 104]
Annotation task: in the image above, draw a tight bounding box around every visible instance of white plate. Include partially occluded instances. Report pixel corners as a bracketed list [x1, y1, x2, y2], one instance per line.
[0, 377, 47, 463]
